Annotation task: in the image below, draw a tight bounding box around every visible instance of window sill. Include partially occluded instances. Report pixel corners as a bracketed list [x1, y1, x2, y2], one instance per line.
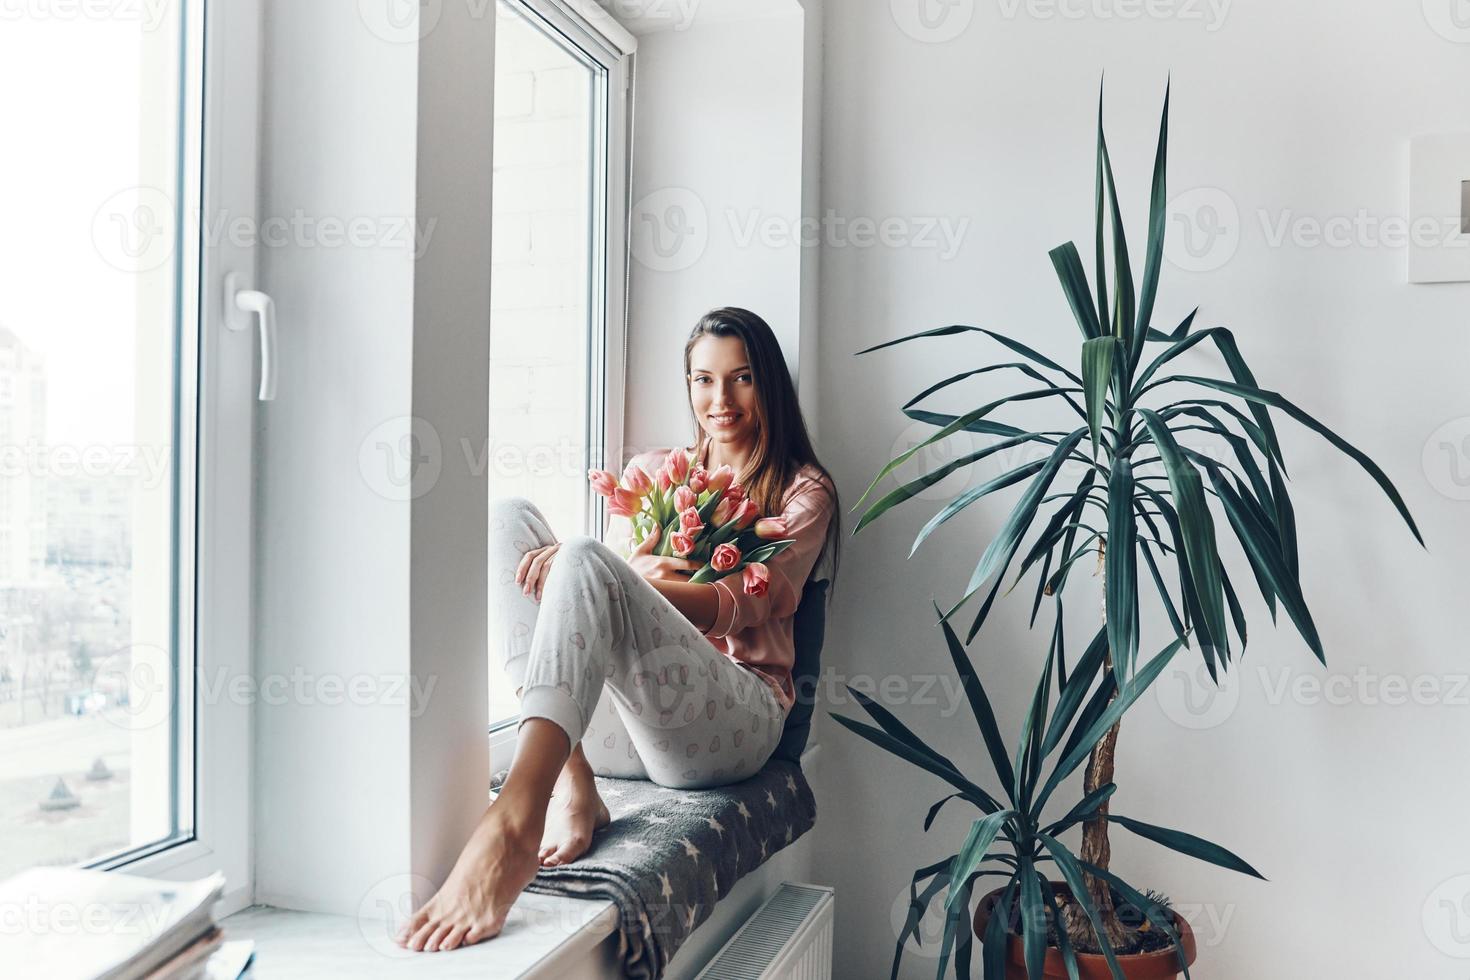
[223, 743, 821, 978]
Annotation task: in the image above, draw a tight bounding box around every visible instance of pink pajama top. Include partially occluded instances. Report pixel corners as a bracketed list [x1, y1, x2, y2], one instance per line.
[604, 446, 836, 716]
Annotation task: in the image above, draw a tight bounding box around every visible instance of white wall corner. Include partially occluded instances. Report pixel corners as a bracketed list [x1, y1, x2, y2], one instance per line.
[796, 0, 823, 440]
[407, 0, 496, 908]
[252, 0, 492, 920]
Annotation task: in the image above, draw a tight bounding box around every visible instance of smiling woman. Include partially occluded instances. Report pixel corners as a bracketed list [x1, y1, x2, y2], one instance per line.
[396, 307, 842, 954]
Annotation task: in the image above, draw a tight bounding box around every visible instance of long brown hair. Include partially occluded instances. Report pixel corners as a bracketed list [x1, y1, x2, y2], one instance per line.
[682, 307, 841, 601]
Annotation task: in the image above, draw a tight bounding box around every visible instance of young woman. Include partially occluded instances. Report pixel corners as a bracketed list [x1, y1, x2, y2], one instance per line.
[396, 307, 842, 953]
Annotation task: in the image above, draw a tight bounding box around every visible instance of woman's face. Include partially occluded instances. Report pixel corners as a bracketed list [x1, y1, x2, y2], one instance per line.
[688, 334, 759, 454]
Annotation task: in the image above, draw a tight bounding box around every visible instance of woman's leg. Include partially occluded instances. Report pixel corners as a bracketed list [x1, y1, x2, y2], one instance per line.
[400, 500, 787, 951]
[397, 496, 611, 953]
[516, 532, 787, 789]
[487, 495, 633, 867]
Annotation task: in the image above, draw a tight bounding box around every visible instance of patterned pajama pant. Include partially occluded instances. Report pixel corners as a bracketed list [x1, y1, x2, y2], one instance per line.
[491, 495, 787, 789]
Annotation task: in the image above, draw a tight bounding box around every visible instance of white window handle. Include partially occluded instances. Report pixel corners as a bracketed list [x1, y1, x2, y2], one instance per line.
[224, 272, 277, 401]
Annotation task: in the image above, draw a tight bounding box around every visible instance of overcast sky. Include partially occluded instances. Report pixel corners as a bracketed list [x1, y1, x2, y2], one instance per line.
[0, 17, 152, 450]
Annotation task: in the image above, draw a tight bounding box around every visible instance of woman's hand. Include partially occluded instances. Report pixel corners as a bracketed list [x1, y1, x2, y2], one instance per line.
[626, 524, 702, 584]
[516, 543, 561, 601]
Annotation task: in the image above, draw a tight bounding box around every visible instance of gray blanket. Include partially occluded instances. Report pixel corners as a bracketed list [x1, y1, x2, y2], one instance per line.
[522, 760, 816, 979]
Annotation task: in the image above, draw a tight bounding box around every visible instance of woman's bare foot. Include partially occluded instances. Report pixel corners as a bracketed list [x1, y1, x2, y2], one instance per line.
[394, 803, 544, 953]
[538, 758, 611, 867]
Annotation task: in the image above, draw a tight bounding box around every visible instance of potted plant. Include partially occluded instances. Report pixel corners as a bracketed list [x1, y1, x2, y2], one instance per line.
[831, 83, 1423, 979]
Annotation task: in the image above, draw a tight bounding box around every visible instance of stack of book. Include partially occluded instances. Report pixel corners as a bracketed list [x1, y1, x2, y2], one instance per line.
[0, 867, 234, 979]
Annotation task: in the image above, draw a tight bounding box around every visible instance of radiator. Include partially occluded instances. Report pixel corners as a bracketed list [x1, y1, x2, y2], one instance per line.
[693, 882, 834, 980]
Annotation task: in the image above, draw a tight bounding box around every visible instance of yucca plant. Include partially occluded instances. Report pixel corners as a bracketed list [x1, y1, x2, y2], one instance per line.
[839, 82, 1424, 973]
[831, 608, 1261, 979]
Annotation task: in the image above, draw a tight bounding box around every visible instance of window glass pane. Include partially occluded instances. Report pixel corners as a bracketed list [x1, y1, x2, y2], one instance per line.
[488, 2, 599, 726]
[0, 9, 193, 875]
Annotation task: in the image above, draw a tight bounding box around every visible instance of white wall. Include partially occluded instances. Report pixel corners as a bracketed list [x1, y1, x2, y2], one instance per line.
[810, 2, 1470, 977]
[623, 8, 806, 459]
[253, 1, 493, 916]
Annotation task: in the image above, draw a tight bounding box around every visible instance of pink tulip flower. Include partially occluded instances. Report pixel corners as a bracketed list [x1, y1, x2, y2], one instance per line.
[588, 469, 618, 498]
[706, 464, 734, 496]
[671, 530, 696, 557]
[741, 562, 769, 597]
[711, 542, 741, 573]
[613, 487, 642, 516]
[674, 485, 697, 512]
[711, 497, 735, 527]
[622, 463, 653, 497]
[725, 482, 745, 505]
[753, 517, 787, 540]
[666, 447, 691, 484]
[734, 498, 760, 529]
[679, 507, 704, 533]
[657, 468, 671, 492]
[688, 467, 708, 493]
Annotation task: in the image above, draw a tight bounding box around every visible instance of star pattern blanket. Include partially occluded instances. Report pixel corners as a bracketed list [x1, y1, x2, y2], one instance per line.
[521, 759, 816, 979]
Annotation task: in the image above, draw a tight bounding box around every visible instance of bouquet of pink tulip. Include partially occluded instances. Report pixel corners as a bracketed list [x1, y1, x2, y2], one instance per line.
[588, 448, 795, 595]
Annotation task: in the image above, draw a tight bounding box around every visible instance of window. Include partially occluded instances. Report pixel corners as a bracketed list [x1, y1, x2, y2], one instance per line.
[0, 1, 257, 891]
[487, 0, 633, 735]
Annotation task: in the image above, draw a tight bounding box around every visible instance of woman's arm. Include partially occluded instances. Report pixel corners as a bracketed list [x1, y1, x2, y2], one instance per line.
[647, 578, 720, 634]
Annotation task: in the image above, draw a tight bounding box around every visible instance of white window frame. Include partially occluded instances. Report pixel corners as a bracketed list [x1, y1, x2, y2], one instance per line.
[486, 0, 635, 764]
[92, 0, 260, 916]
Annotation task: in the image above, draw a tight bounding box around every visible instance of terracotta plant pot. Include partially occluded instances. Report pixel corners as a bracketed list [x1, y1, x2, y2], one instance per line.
[972, 883, 1198, 980]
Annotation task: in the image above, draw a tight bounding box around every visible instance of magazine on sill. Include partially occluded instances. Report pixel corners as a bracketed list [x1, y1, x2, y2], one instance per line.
[0, 866, 226, 980]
